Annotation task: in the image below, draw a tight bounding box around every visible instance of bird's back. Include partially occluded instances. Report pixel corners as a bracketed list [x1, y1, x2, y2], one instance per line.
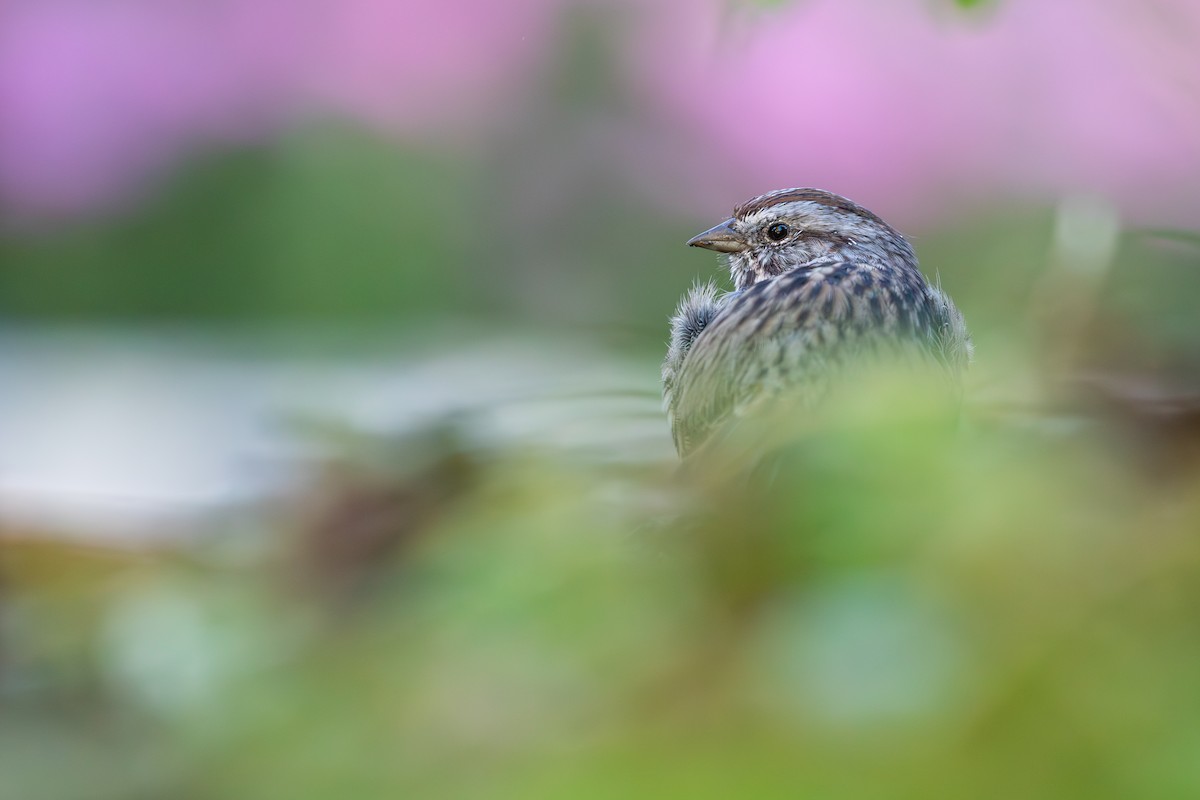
[664, 258, 970, 458]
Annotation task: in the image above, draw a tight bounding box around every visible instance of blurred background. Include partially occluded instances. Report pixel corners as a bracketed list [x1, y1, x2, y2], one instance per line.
[3, 0, 1200, 797]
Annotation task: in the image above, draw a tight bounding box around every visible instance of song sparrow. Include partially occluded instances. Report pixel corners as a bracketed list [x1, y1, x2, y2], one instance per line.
[663, 188, 972, 458]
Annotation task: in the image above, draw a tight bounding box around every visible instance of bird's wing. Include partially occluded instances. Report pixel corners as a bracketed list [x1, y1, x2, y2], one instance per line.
[667, 260, 952, 456]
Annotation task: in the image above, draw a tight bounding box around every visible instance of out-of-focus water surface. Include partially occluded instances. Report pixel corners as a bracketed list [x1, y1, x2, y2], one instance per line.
[3, 1, 1200, 798]
[0, 327, 669, 540]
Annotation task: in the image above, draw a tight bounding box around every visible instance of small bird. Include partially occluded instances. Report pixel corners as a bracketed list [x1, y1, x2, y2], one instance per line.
[663, 188, 972, 458]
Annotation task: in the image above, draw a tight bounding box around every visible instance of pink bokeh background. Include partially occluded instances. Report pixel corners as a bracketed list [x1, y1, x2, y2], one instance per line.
[640, 0, 1200, 223]
[2, 0, 1199, 224]
[0, 0, 558, 213]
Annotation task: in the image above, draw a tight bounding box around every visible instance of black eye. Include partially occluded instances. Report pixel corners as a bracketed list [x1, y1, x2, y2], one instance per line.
[766, 223, 790, 241]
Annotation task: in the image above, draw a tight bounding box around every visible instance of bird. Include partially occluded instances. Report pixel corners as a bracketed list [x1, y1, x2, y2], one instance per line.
[662, 188, 972, 459]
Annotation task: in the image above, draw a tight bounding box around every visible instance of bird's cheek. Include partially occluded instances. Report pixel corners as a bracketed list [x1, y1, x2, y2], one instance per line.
[759, 251, 783, 277]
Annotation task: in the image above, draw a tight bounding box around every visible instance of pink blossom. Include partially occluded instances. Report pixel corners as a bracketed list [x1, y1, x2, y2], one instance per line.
[3, 0, 1199, 224]
[635, 0, 1200, 225]
[0, 0, 557, 215]
[298, 0, 558, 131]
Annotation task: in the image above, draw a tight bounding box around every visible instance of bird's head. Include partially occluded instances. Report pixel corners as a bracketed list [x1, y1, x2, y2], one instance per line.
[687, 188, 916, 291]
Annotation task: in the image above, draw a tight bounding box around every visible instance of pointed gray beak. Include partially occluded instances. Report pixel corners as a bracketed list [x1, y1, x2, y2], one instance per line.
[686, 218, 748, 253]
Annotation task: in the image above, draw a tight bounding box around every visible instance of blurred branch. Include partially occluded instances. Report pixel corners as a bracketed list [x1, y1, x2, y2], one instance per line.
[1028, 194, 1121, 374]
[1127, 227, 1200, 250]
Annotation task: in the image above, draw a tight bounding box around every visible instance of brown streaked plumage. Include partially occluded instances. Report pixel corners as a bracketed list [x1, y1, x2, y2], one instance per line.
[663, 188, 971, 457]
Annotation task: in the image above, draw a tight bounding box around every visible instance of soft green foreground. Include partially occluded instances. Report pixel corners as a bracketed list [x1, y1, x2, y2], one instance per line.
[5, 359, 1200, 800]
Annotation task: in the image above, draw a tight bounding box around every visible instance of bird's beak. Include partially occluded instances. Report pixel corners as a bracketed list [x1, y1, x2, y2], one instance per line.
[686, 219, 748, 253]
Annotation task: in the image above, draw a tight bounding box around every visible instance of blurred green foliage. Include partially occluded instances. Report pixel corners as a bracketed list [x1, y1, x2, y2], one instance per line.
[6, 118, 1200, 367]
[0, 126, 703, 359]
[0, 130, 475, 323]
[5, 369, 1200, 799]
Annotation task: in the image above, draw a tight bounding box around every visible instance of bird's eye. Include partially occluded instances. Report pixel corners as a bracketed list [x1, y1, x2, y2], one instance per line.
[766, 223, 790, 241]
